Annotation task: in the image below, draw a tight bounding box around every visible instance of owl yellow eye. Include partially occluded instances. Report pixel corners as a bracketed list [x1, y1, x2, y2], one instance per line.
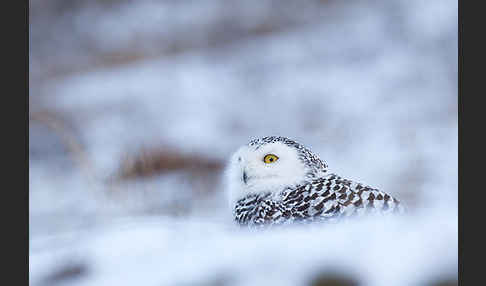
[263, 154, 279, 164]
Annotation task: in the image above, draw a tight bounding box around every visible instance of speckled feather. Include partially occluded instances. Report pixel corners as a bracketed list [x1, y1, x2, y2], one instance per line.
[234, 173, 404, 226]
[233, 136, 404, 226]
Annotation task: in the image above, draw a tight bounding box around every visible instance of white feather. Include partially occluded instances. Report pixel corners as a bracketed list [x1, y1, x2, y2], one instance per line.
[226, 141, 309, 209]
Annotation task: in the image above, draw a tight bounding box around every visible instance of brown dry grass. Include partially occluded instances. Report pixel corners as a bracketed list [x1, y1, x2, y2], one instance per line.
[117, 147, 223, 180]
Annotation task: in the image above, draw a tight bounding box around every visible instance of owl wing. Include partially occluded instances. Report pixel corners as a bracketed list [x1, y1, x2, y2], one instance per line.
[282, 174, 405, 221]
[333, 175, 405, 217]
[282, 182, 340, 222]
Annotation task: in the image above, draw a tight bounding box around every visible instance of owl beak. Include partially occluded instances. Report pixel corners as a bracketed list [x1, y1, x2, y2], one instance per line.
[242, 171, 248, 184]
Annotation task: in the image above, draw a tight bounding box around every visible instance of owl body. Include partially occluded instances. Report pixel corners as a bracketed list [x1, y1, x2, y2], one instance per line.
[227, 136, 404, 227]
[233, 173, 404, 226]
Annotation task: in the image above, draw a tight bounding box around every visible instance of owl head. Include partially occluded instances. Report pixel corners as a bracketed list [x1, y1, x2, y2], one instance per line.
[226, 136, 328, 207]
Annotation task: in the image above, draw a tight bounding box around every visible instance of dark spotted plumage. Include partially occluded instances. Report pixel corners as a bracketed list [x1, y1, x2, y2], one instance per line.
[234, 173, 404, 226]
[234, 137, 405, 226]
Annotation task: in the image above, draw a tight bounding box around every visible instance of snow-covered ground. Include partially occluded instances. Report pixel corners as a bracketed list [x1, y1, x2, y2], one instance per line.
[30, 0, 457, 285]
[30, 211, 457, 286]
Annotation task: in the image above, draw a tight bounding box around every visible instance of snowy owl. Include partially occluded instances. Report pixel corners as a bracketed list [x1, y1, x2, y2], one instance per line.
[226, 136, 404, 226]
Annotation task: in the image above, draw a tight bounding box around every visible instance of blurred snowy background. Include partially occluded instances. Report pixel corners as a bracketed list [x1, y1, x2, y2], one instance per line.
[29, 0, 457, 285]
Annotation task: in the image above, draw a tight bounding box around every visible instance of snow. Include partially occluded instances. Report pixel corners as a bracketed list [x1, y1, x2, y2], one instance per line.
[30, 0, 457, 285]
[30, 212, 457, 286]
